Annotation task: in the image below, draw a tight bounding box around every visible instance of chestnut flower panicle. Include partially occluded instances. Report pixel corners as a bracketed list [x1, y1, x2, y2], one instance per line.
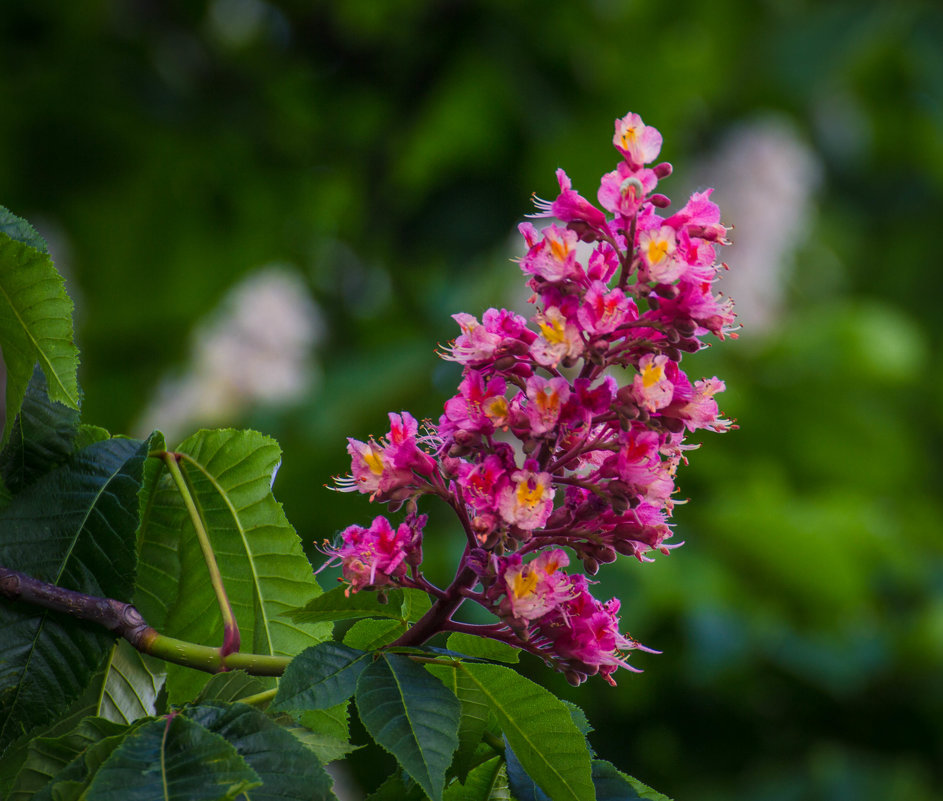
[329, 112, 736, 684]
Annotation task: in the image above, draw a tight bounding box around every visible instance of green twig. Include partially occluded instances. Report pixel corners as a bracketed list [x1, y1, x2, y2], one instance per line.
[236, 688, 279, 707]
[0, 565, 289, 677]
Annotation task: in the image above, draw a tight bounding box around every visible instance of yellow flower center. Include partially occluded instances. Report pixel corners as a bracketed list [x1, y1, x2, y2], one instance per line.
[510, 568, 538, 600]
[538, 315, 566, 345]
[364, 447, 385, 476]
[516, 478, 545, 509]
[548, 235, 571, 263]
[641, 361, 665, 389]
[647, 238, 669, 264]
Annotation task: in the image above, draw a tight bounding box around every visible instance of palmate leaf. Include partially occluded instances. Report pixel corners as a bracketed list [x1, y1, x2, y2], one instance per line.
[0, 365, 80, 497]
[0, 639, 164, 795]
[356, 653, 461, 801]
[7, 717, 129, 801]
[590, 760, 674, 801]
[365, 771, 428, 801]
[287, 702, 358, 764]
[195, 670, 267, 705]
[446, 632, 520, 664]
[0, 209, 79, 444]
[48, 639, 166, 730]
[81, 715, 260, 801]
[344, 617, 409, 649]
[504, 741, 550, 801]
[92, 640, 166, 725]
[457, 663, 595, 801]
[187, 703, 337, 801]
[444, 755, 511, 801]
[135, 428, 330, 702]
[272, 642, 370, 713]
[0, 436, 151, 753]
[426, 661, 491, 783]
[287, 584, 431, 625]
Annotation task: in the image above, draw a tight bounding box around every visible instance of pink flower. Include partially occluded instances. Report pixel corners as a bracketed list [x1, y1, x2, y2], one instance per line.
[442, 371, 509, 437]
[324, 514, 425, 595]
[498, 549, 572, 624]
[457, 453, 510, 514]
[612, 112, 663, 167]
[519, 224, 583, 284]
[578, 281, 634, 336]
[637, 225, 685, 284]
[525, 375, 571, 436]
[598, 161, 659, 218]
[531, 303, 583, 368]
[498, 463, 556, 530]
[336, 412, 434, 500]
[631, 353, 675, 412]
[663, 377, 732, 432]
[531, 168, 608, 231]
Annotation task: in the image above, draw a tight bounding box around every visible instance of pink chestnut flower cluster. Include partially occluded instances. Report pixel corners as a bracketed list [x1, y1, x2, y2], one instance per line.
[325, 112, 735, 684]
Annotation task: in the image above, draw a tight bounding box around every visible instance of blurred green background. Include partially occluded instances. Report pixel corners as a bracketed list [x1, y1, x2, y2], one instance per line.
[3, 1, 943, 798]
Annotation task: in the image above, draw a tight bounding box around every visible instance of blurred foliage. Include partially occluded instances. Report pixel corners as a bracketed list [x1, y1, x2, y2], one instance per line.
[2, 0, 943, 798]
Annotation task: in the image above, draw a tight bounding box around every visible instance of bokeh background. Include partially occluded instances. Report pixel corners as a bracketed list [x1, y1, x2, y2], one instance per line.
[3, 1, 943, 798]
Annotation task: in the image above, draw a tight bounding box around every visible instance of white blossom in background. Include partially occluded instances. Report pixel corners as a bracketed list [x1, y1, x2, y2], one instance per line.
[696, 116, 822, 336]
[136, 266, 321, 441]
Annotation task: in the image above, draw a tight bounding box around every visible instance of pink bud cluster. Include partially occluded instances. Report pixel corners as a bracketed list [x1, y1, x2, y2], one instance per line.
[326, 112, 735, 684]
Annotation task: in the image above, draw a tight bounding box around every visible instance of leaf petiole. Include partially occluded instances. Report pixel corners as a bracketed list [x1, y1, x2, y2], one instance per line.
[160, 451, 241, 655]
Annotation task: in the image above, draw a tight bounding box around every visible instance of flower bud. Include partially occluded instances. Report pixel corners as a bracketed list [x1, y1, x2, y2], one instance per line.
[661, 415, 684, 434]
[567, 220, 601, 243]
[565, 669, 587, 687]
[653, 161, 673, 178]
[650, 194, 671, 208]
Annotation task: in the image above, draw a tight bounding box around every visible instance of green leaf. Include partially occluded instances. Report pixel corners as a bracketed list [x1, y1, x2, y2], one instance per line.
[135, 428, 329, 702]
[0, 638, 163, 790]
[195, 670, 267, 705]
[272, 643, 370, 713]
[365, 771, 429, 801]
[444, 755, 511, 801]
[504, 741, 549, 801]
[81, 715, 260, 801]
[7, 717, 128, 801]
[590, 761, 673, 801]
[287, 702, 358, 764]
[356, 653, 461, 801]
[344, 618, 407, 649]
[456, 663, 595, 801]
[0, 220, 79, 443]
[56, 639, 166, 728]
[0, 437, 151, 752]
[74, 424, 112, 450]
[426, 662, 491, 783]
[0, 366, 80, 495]
[95, 641, 166, 725]
[562, 701, 593, 738]
[401, 587, 433, 622]
[287, 585, 428, 625]
[0, 206, 49, 254]
[187, 703, 337, 801]
[446, 633, 520, 664]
